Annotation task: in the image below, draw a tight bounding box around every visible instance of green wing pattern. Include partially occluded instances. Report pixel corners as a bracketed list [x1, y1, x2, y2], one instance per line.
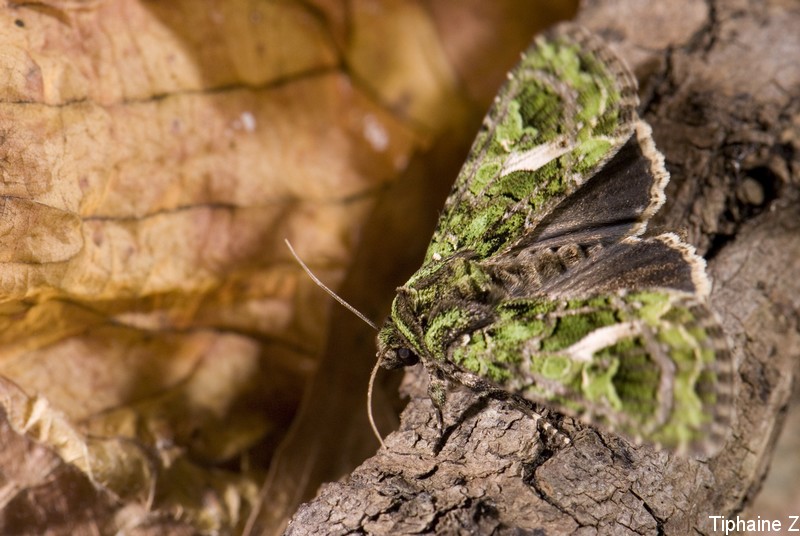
[425, 25, 638, 262]
[439, 290, 732, 453]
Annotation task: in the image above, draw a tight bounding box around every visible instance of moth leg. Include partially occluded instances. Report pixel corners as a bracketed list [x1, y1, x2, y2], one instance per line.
[448, 368, 571, 449]
[427, 372, 448, 437]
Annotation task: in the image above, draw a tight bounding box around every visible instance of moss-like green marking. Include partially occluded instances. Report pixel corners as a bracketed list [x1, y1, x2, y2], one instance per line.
[515, 84, 563, 144]
[623, 291, 671, 325]
[489, 170, 538, 201]
[472, 162, 501, 195]
[495, 317, 547, 343]
[520, 38, 622, 140]
[583, 358, 623, 410]
[451, 331, 513, 382]
[539, 354, 579, 380]
[571, 137, 613, 177]
[500, 299, 559, 317]
[541, 309, 617, 352]
[465, 204, 505, 251]
[658, 325, 692, 351]
[425, 307, 472, 361]
[495, 98, 543, 151]
[390, 299, 425, 356]
[606, 341, 660, 422]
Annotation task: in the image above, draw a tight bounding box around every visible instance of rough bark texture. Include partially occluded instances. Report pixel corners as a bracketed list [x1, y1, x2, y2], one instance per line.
[284, 0, 800, 534]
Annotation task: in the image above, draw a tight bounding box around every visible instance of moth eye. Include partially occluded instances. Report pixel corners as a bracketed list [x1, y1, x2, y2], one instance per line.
[394, 347, 419, 366]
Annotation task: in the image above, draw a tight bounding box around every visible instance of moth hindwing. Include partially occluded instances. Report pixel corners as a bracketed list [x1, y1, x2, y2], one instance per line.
[376, 24, 733, 455]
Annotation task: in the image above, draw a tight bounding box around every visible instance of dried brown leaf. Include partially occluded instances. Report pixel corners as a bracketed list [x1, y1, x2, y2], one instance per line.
[0, 0, 577, 534]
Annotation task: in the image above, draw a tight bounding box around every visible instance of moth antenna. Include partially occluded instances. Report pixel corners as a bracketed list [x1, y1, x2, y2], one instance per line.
[284, 239, 378, 330]
[367, 356, 387, 449]
[284, 239, 387, 448]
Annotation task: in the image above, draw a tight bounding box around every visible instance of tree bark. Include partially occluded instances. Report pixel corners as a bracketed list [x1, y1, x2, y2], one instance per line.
[283, 0, 800, 534]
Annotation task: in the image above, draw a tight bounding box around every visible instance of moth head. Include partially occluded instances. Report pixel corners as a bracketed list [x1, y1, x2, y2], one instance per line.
[376, 319, 419, 369]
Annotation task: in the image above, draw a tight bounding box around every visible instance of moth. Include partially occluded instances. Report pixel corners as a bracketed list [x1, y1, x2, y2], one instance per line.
[370, 24, 734, 455]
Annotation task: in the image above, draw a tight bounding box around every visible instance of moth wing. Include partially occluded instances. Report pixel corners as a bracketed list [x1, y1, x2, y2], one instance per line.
[536, 233, 711, 298]
[444, 290, 734, 454]
[425, 24, 641, 263]
[514, 120, 669, 251]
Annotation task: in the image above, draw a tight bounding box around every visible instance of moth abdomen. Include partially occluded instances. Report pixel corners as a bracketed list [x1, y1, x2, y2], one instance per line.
[487, 243, 594, 297]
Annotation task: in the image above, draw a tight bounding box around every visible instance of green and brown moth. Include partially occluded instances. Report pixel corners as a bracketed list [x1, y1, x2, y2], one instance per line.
[288, 23, 734, 456]
[370, 24, 734, 455]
